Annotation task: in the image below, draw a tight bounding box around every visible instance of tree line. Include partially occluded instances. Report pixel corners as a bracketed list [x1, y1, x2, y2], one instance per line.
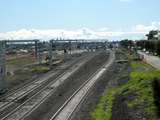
[120, 30, 160, 55]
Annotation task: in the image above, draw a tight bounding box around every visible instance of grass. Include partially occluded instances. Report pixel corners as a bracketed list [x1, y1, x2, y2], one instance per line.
[123, 62, 160, 119]
[91, 89, 116, 120]
[91, 55, 160, 120]
[7, 56, 36, 67]
[31, 66, 50, 74]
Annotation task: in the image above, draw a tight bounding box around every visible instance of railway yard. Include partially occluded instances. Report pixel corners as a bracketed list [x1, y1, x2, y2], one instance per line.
[0, 40, 118, 119]
[0, 39, 116, 120]
[1, 0, 160, 119]
[0, 40, 160, 120]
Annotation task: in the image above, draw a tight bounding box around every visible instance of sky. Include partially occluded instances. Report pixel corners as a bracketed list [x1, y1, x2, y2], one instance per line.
[0, 0, 160, 40]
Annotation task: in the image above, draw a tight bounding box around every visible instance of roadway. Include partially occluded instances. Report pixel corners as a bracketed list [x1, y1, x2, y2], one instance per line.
[138, 51, 160, 70]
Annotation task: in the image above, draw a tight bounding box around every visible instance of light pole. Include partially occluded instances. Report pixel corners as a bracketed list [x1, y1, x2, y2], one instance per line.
[0, 41, 7, 93]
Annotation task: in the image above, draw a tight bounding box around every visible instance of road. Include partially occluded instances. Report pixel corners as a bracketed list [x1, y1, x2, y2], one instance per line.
[138, 51, 160, 70]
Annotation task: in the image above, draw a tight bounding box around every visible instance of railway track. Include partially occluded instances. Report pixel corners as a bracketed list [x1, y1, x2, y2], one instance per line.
[50, 50, 115, 120]
[2, 53, 86, 99]
[0, 52, 97, 119]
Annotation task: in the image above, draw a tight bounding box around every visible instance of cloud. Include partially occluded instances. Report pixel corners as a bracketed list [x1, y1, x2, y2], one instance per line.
[0, 28, 125, 40]
[0, 22, 160, 41]
[133, 22, 160, 33]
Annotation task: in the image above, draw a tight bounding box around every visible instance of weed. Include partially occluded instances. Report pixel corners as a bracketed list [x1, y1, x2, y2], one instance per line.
[91, 60, 160, 120]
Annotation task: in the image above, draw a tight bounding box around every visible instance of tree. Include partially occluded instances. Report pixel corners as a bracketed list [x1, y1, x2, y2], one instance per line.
[120, 39, 134, 48]
[146, 30, 159, 40]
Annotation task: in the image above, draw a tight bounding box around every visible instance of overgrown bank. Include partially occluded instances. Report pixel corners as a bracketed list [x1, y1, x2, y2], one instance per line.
[91, 50, 160, 120]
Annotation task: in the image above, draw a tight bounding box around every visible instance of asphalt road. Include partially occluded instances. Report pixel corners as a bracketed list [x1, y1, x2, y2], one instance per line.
[138, 51, 160, 70]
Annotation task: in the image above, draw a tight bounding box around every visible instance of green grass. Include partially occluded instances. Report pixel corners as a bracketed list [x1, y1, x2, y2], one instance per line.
[91, 59, 160, 120]
[131, 61, 155, 72]
[7, 57, 36, 67]
[91, 89, 116, 120]
[123, 62, 160, 119]
[31, 66, 50, 74]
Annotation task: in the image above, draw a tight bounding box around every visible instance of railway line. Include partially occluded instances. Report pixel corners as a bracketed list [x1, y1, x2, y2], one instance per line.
[0, 50, 114, 120]
[2, 53, 89, 99]
[50, 50, 115, 120]
[0, 52, 97, 119]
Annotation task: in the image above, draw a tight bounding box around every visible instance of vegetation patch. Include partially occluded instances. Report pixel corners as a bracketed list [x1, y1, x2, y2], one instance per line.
[91, 60, 160, 120]
[7, 56, 36, 67]
[91, 88, 116, 120]
[31, 66, 50, 74]
[122, 66, 159, 120]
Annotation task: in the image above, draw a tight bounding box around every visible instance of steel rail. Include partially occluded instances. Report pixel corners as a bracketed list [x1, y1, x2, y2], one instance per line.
[50, 50, 115, 120]
[0, 52, 98, 120]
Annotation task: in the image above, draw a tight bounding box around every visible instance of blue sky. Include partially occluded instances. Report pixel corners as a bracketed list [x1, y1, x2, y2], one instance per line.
[0, 0, 160, 40]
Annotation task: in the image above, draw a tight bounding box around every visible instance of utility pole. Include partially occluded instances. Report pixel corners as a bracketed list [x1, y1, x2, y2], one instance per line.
[38, 42, 42, 64]
[0, 41, 7, 93]
[35, 40, 38, 60]
[69, 41, 72, 54]
[49, 40, 53, 67]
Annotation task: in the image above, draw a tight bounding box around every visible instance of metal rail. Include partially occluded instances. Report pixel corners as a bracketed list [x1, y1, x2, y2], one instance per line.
[50, 50, 115, 120]
[0, 53, 90, 115]
[0, 52, 96, 120]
